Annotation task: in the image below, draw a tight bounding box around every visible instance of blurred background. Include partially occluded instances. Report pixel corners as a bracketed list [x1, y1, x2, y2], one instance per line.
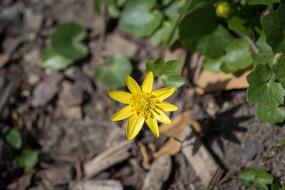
[0, 0, 284, 190]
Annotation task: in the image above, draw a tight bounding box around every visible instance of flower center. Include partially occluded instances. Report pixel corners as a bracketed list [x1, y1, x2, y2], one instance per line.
[131, 93, 156, 118]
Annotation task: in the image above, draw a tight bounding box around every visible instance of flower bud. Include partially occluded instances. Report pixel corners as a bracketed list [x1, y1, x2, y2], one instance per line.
[215, 2, 231, 19]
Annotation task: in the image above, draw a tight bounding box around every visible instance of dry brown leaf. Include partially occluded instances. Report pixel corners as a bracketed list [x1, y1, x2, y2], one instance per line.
[160, 111, 191, 139]
[153, 137, 181, 158]
[195, 69, 250, 94]
[138, 142, 150, 169]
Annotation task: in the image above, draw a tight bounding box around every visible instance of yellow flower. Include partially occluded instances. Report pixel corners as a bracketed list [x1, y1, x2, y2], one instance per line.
[108, 71, 177, 140]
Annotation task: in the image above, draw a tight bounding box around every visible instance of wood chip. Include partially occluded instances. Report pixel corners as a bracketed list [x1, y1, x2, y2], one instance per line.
[153, 137, 181, 158]
[142, 155, 172, 190]
[181, 126, 223, 188]
[195, 69, 250, 94]
[71, 180, 123, 190]
[84, 141, 132, 178]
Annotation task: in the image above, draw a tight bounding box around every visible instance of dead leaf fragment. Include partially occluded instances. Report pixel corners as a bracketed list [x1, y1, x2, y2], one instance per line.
[138, 142, 150, 169]
[153, 137, 181, 158]
[160, 111, 191, 139]
[195, 69, 250, 94]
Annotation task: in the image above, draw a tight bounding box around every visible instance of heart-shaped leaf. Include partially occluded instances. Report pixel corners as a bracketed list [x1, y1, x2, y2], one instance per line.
[261, 4, 285, 53]
[18, 150, 39, 172]
[247, 81, 285, 106]
[51, 22, 88, 60]
[95, 53, 132, 87]
[118, 0, 163, 37]
[42, 43, 73, 71]
[222, 39, 252, 73]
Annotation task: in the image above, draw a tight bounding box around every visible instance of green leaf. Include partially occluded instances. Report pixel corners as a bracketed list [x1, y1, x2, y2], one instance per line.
[247, 82, 285, 106]
[222, 39, 252, 73]
[261, 4, 285, 53]
[179, 4, 218, 51]
[51, 22, 88, 60]
[42, 43, 73, 71]
[238, 167, 274, 190]
[146, 58, 184, 88]
[4, 128, 22, 149]
[253, 33, 274, 65]
[272, 54, 285, 82]
[164, 0, 182, 19]
[247, 64, 272, 85]
[118, 0, 163, 37]
[196, 25, 234, 58]
[203, 57, 224, 72]
[150, 21, 174, 46]
[161, 74, 185, 88]
[107, 0, 121, 18]
[256, 104, 285, 124]
[95, 53, 132, 87]
[18, 150, 39, 172]
[228, 17, 254, 37]
[247, 0, 279, 5]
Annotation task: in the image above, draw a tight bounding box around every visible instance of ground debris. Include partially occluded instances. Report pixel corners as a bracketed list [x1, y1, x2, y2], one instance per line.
[84, 141, 132, 178]
[71, 180, 123, 190]
[38, 165, 74, 187]
[142, 155, 172, 190]
[195, 69, 249, 94]
[32, 72, 63, 107]
[7, 174, 32, 190]
[104, 33, 139, 58]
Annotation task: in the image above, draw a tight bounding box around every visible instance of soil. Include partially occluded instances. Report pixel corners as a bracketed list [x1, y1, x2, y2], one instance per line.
[0, 0, 284, 190]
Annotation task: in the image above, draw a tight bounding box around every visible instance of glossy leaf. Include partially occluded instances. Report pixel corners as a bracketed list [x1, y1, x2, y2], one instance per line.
[150, 21, 177, 46]
[196, 25, 234, 58]
[203, 57, 224, 72]
[42, 43, 73, 71]
[4, 128, 22, 149]
[247, 64, 272, 85]
[253, 34, 274, 65]
[222, 39, 252, 73]
[247, 82, 285, 106]
[247, 0, 279, 5]
[256, 104, 285, 124]
[179, 4, 218, 51]
[18, 150, 39, 172]
[228, 17, 254, 37]
[118, 0, 163, 37]
[261, 4, 285, 53]
[95, 53, 132, 87]
[238, 167, 274, 190]
[146, 58, 184, 87]
[272, 54, 285, 82]
[51, 23, 88, 60]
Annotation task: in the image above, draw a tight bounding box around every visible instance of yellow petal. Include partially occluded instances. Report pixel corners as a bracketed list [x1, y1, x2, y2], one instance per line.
[146, 118, 159, 137]
[152, 87, 175, 101]
[151, 109, 171, 124]
[108, 91, 132, 104]
[157, 102, 178, 111]
[142, 71, 153, 93]
[126, 75, 141, 94]
[112, 105, 134, 121]
[126, 114, 144, 140]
